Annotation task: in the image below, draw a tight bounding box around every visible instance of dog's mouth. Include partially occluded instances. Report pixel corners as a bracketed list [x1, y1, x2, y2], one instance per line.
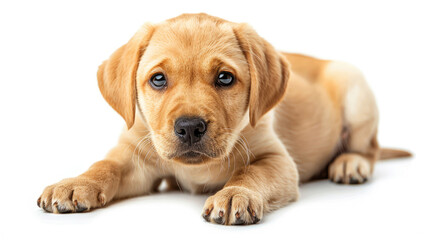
[155, 132, 228, 164]
[181, 151, 204, 158]
[167, 149, 219, 164]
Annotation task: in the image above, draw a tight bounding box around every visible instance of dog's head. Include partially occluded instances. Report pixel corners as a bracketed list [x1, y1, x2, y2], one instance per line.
[98, 14, 289, 164]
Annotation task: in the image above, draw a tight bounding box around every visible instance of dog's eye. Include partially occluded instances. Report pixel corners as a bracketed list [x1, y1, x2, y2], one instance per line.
[150, 73, 167, 89]
[216, 72, 235, 87]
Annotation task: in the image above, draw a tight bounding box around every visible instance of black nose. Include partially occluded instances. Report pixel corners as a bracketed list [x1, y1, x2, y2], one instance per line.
[174, 117, 207, 145]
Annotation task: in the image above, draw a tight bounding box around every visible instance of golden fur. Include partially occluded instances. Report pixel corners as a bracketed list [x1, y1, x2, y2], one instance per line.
[37, 13, 411, 224]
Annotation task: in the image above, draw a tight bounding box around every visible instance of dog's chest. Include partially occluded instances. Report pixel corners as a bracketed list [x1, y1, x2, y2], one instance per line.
[172, 163, 230, 194]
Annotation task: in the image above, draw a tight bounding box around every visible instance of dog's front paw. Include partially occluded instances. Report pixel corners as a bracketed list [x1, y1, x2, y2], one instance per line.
[37, 177, 106, 213]
[202, 186, 263, 225]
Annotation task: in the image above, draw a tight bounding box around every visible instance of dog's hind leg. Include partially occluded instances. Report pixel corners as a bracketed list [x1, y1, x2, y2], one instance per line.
[327, 63, 380, 184]
[328, 136, 379, 184]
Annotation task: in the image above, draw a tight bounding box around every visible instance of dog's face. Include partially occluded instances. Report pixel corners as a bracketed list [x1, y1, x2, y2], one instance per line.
[135, 18, 250, 163]
[98, 14, 289, 164]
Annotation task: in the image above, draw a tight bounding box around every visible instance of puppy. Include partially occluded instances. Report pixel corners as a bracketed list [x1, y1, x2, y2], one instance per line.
[37, 13, 411, 224]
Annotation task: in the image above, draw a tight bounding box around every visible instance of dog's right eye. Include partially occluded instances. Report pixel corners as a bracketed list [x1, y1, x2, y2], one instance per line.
[150, 73, 167, 89]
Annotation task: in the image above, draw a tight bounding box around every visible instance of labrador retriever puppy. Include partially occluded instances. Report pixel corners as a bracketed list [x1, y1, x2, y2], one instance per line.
[37, 13, 411, 224]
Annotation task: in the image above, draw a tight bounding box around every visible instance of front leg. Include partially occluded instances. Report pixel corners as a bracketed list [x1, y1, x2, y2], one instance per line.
[202, 145, 299, 225]
[37, 142, 159, 213]
[37, 160, 122, 213]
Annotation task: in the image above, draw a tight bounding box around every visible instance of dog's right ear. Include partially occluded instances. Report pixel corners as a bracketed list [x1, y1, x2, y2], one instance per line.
[97, 23, 155, 129]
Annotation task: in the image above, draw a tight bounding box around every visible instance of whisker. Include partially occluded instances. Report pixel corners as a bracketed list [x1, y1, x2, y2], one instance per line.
[132, 133, 152, 169]
[142, 143, 156, 170]
[175, 175, 183, 192]
[136, 137, 153, 169]
[236, 138, 250, 173]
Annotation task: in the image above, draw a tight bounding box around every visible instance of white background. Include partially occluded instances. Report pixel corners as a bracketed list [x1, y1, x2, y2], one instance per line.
[0, 0, 428, 239]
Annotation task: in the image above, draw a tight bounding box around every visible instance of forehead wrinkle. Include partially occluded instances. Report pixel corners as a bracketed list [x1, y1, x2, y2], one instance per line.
[204, 56, 240, 73]
[141, 57, 171, 73]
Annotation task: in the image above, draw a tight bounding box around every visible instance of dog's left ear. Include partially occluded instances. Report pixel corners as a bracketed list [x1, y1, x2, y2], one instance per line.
[233, 23, 290, 127]
[97, 23, 155, 129]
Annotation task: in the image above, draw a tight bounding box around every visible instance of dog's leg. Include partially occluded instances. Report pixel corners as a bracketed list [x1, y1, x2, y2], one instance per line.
[202, 140, 299, 225]
[329, 133, 379, 184]
[37, 144, 159, 213]
[328, 68, 380, 184]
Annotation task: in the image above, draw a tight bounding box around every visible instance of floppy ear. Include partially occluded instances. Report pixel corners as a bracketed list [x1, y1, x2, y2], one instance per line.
[233, 24, 290, 127]
[97, 23, 155, 129]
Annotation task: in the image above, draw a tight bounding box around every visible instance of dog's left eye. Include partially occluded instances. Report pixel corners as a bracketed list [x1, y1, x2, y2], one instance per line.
[150, 73, 167, 89]
[216, 72, 235, 87]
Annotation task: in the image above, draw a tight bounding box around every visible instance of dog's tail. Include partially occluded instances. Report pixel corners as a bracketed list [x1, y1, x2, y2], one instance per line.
[379, 148, 412, 160]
